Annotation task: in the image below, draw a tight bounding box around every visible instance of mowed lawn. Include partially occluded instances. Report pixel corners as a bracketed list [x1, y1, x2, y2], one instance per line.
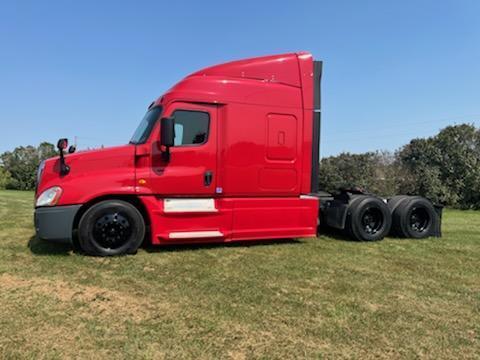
[0, 190, 479, 359]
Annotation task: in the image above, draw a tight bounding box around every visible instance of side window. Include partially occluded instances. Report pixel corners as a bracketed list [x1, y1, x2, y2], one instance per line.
[172, 110, 210, 146]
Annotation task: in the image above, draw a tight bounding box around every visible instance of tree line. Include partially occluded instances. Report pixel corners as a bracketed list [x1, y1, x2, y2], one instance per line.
[319, 124, 480, 209]
[0, 143, 57, 190]
[1, 124, 479, 209]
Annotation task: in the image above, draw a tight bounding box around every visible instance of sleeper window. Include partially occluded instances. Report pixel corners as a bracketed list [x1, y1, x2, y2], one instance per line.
[172, 110, 209, 146]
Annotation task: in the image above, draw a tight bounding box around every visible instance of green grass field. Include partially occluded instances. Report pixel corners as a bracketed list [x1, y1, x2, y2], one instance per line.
[0, 190, 479, 359]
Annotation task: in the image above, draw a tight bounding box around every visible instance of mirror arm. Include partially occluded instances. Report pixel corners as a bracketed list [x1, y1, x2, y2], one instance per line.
[59, 150, 70, 175]
[161, 146, 171, 162]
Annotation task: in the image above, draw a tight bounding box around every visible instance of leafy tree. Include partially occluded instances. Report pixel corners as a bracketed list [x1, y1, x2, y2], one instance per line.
[395, 137, 449, 204]
[318, 124, 480, 208]
[318, 151, 396, 197]
[434, 124, 480, 208]
[396, 124, 480, 208]
[373, 150, 398, 197]
[37, 142, 56, 160]
[1, 146, 37, 190]
[0, 166, 12, 190]
[0, 142, 57, 191]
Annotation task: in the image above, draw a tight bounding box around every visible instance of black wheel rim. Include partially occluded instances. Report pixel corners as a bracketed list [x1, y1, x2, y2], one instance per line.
[409, 207, 430, 233]
[361, 207, 383, 235]
[92, 211, 132, 250]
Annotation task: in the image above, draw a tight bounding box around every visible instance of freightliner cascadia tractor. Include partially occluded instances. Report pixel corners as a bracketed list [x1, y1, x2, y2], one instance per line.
[34, 52, 442, 256]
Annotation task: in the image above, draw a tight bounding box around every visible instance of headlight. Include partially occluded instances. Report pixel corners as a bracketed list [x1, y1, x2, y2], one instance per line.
[36, 186, 63, 207]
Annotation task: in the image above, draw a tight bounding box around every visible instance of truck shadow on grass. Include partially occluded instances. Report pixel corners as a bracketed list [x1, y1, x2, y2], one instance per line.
[143, 238, 302, 253]
[319, 227, 359, 242]
[28, 236, 74, 256]
[319, 227, 411, 242]
[27, 235, 301, 256]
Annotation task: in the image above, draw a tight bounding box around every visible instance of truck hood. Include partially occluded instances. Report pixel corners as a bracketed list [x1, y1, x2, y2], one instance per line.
[54, 144, 133, 163]
[37, 144, 137, 205]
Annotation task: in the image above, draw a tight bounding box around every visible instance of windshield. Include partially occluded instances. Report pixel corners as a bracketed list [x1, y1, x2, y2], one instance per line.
[130, 106, 163, 144]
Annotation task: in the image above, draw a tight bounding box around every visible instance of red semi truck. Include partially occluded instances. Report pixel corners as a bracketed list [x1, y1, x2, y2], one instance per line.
[34, 52, 441, 256]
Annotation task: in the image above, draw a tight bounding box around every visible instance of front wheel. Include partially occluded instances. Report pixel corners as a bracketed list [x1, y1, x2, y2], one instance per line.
[78, 200, 145, 256]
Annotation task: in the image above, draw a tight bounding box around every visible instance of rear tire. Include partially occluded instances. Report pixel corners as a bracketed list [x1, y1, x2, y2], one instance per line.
[391, 196, 439, 239]
[78, 200, 145, 256]
[346, 196, 391, 241]
[388, 195, 411, 236]
[387, 195, 410, 213]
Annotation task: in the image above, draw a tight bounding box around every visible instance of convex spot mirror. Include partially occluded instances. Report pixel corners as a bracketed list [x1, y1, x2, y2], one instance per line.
[57, 138, 68, 151]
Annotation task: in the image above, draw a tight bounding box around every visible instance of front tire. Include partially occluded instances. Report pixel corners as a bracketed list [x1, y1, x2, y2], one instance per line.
[78, 200, 145, 256]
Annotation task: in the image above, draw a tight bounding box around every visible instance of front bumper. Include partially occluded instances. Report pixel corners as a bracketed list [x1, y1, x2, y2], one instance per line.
[34, 205, 82, 244]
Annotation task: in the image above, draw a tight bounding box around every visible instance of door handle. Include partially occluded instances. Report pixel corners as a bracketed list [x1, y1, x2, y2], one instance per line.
[204, 171, 213, 187]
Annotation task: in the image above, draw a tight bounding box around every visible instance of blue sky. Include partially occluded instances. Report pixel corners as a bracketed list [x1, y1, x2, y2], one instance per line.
[1, 0, 479, 156]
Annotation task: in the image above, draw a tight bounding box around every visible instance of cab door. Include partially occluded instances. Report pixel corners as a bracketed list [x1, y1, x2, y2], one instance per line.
[149, 102, 217, 196]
